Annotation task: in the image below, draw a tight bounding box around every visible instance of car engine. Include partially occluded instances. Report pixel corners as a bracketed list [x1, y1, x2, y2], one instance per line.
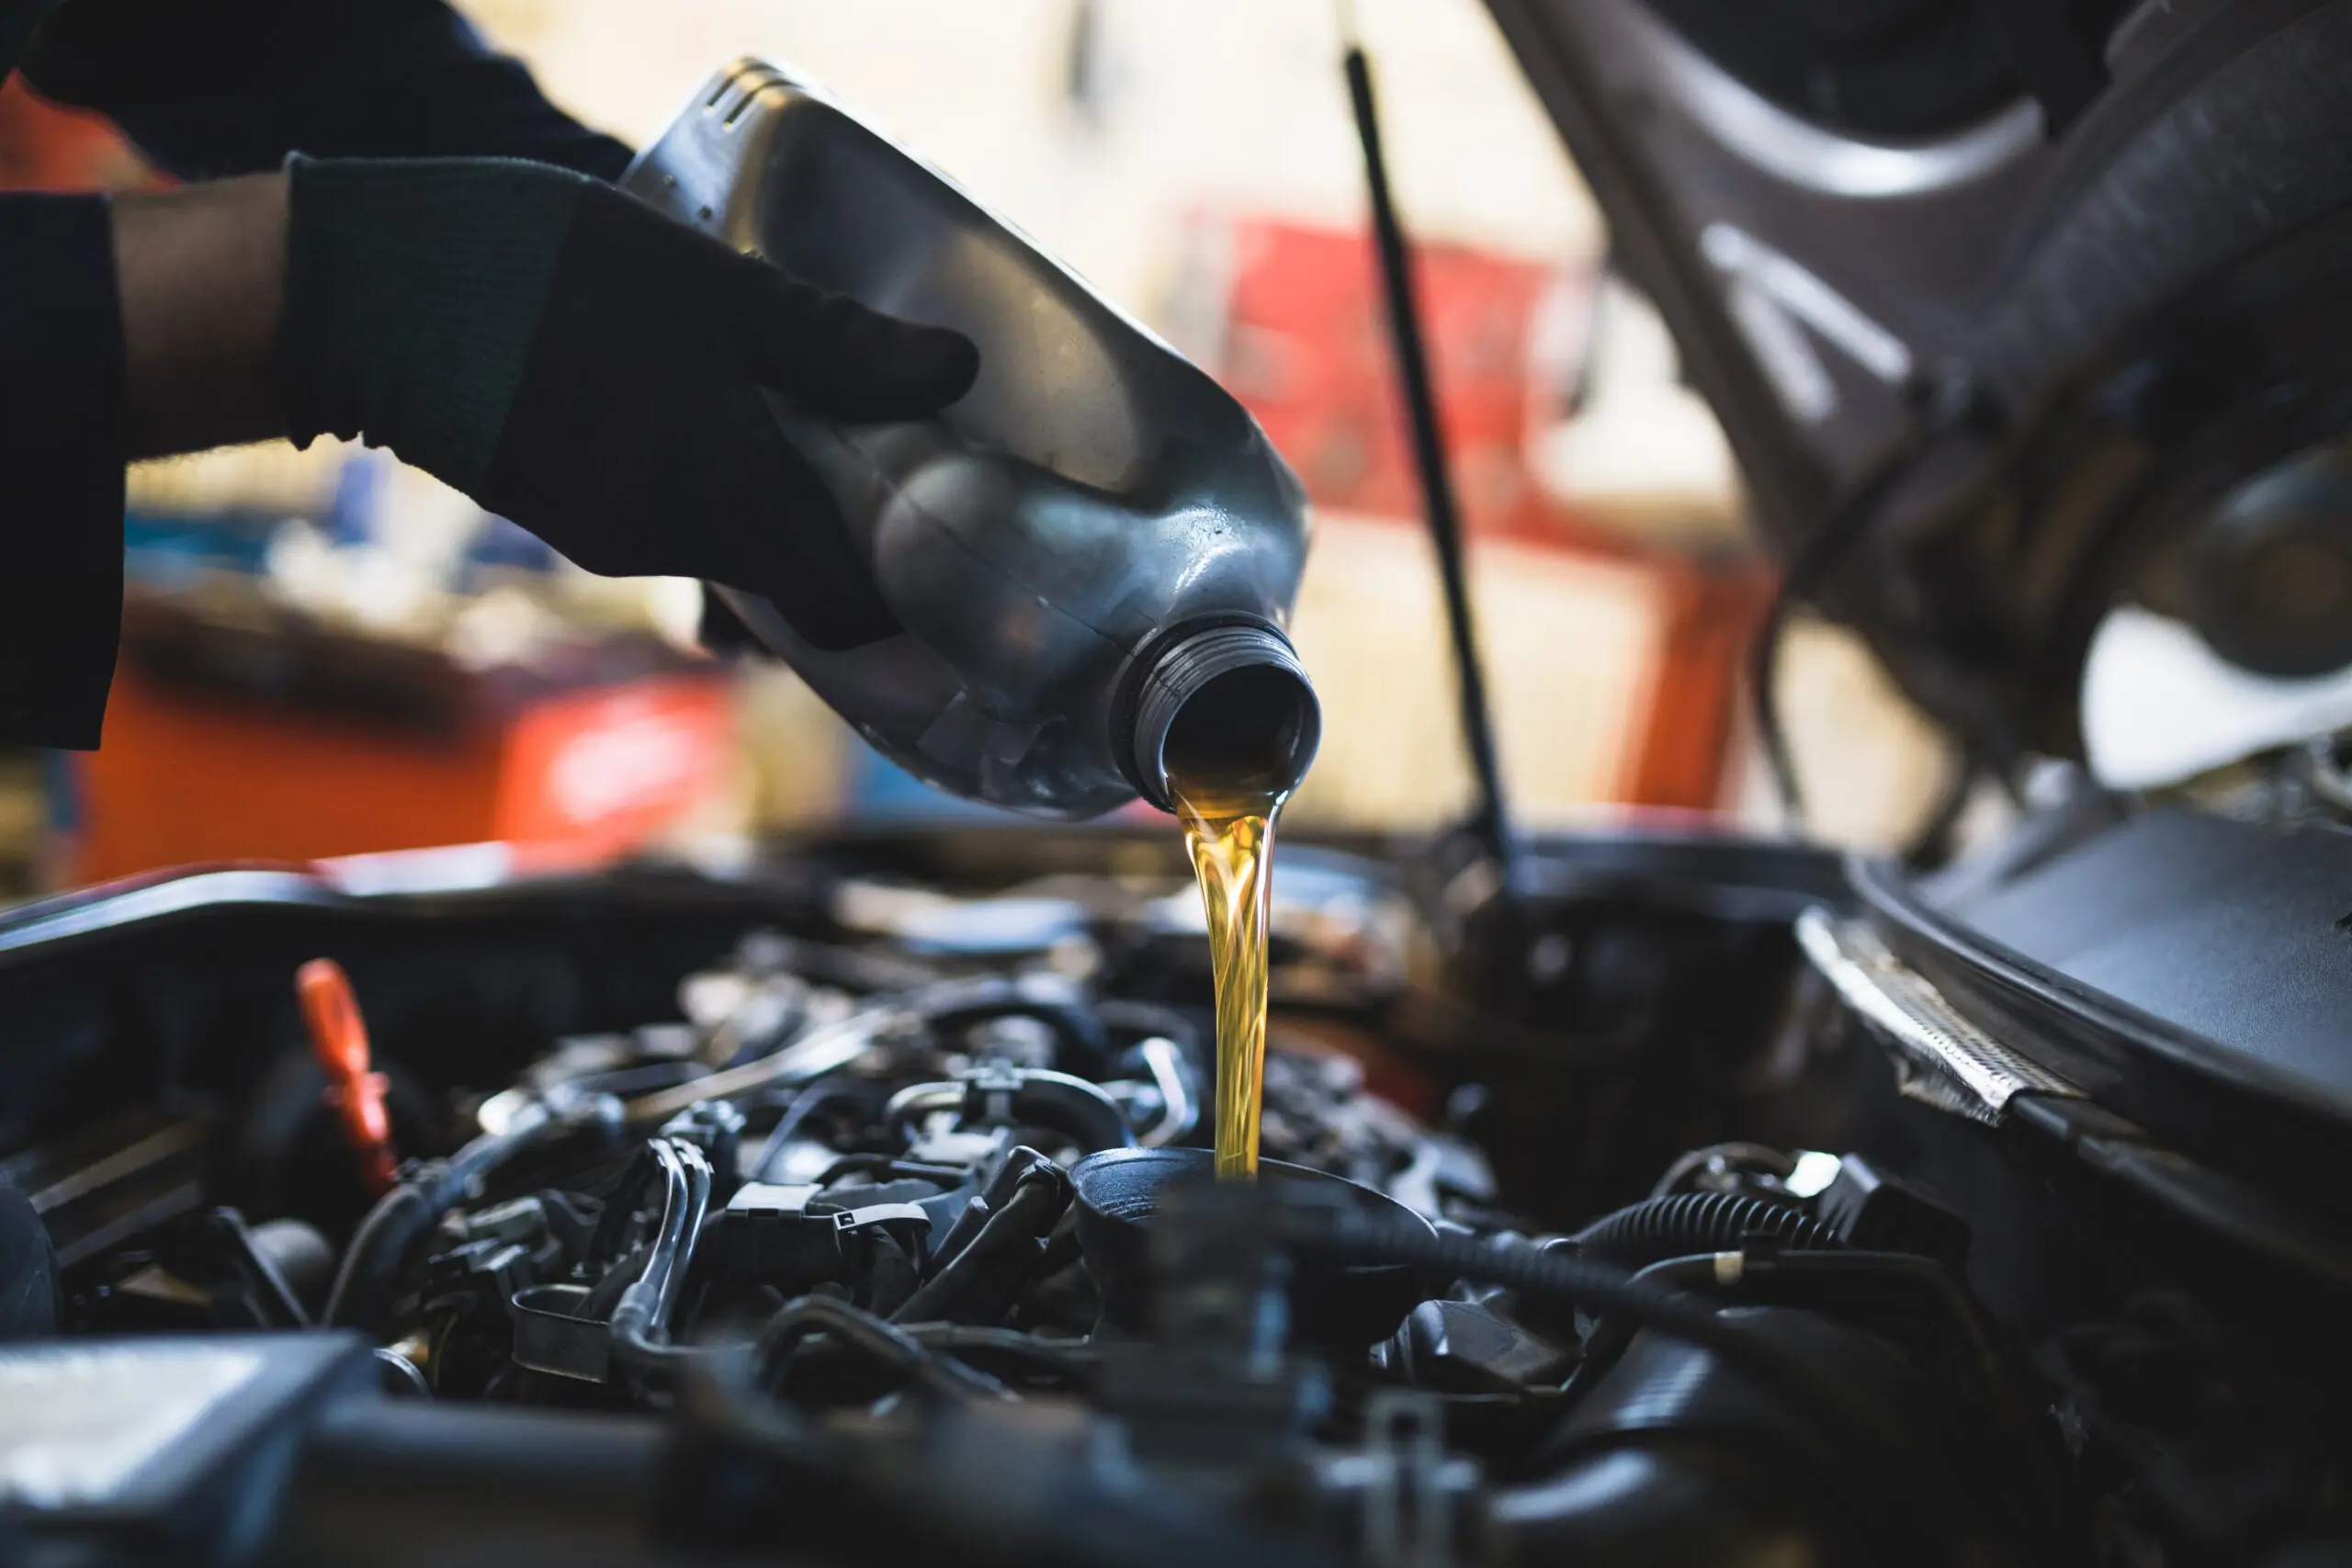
[4, 807, 2346, 1568]
[11, 2, 2352, 1562]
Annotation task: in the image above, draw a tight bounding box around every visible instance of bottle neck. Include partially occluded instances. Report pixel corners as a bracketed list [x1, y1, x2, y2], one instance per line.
[1126, 621, 1321, 813]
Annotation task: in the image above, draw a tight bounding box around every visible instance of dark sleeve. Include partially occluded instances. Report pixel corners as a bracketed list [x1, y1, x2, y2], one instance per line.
[17, 0, 632, 183]
[0, 194, 122, 750]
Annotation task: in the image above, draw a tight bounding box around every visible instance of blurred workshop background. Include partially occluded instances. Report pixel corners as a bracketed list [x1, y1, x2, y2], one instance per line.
[0, 0, 1954, 897]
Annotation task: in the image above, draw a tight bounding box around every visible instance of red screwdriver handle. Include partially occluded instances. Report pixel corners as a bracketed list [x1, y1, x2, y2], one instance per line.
[296, 958, 400, 1196]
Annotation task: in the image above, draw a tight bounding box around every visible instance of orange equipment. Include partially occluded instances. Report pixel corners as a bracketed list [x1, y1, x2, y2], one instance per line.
[75, 597, 736, 883]
[294, 957, 400, 1197]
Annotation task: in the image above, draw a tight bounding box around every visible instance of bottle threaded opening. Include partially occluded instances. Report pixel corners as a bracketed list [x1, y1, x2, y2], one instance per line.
[1130, 624, 1321, 811]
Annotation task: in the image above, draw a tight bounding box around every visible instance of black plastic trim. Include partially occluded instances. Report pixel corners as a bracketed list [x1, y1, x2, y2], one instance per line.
[1851, 850, 2352, 1217]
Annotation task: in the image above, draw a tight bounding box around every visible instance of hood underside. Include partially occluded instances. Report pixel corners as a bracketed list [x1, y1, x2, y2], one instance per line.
[1482, 0, 2352, 771]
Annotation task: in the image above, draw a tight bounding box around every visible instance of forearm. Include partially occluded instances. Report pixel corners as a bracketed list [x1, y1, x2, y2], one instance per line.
[110, 172, 287, 457]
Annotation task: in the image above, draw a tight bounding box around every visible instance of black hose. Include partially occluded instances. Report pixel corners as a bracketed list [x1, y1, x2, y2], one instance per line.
[1279, 1205, 1991, 1562]
[1739, 1251, 2040, 1458]
[1569, 1192, 1841, 1270]
[582, 1241, 650, 1321]
[323, 1106, 557, 1333]
[1571, 1248, 2076, 1561]
[606, 1139, 712, 1388]
[1751, 369, 1992, 827]
[321, 1185, 439, 1336]
[752, 1295, 1008, 1403]
[898, 1324, 1098, 1387]
[1563, 1253, 1738, 1400]
[888, 1071, 1136, 1156]
[584, 1146, 662, 1271]
[592, 1145, 1034, 1409]
[1005, 1072, 1135, 1156]
[889, 1175, 1068, 1326]
[747, 1077, 878, 1183]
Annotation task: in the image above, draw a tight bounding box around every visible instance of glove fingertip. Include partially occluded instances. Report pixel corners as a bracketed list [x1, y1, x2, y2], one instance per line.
[750, 272, 982, 422]
[820, 319, 980, 422]
[899, 323, 982, 409]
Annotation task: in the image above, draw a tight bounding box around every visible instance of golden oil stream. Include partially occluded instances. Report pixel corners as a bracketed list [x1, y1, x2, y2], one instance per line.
[1172, 777, 1287, 1179]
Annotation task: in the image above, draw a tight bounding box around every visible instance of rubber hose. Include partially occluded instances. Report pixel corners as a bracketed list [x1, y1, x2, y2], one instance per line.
[322, 1171, 460, 1334]
[607, 1141, 710, 1382]
[1279, 1206, 1988, 1565]
[583, 1242, 651, 1321]
[748, 1077, 880, 1183]
[323, 1110, 557, 1333]
[888, 1176, 1066, 1326]
[753, 1294, 1006, 1403]
[585, 1154, 662, 1271]
[1570, 1192, 1840, 1269]
[1009, 1073, 1135, 1155]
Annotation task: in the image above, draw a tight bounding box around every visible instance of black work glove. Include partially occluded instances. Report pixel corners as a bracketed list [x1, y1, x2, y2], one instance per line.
[276, 156, 978, 649]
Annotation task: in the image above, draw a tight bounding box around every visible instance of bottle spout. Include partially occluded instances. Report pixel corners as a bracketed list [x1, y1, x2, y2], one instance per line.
[1125, 620, 1322, 813]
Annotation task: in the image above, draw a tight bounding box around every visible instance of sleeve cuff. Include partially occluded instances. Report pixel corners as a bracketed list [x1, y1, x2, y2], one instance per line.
[0, 193, 125, 750]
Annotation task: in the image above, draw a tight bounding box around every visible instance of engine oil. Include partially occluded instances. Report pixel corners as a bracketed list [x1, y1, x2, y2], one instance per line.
[1174, 776, 1284, 1179]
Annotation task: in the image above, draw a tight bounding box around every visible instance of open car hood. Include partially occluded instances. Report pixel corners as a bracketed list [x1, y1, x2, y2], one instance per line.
[1481, 0, 2352, 768]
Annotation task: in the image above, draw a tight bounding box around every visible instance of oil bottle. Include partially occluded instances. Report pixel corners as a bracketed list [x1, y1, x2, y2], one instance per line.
[623, 60, 1320, 822]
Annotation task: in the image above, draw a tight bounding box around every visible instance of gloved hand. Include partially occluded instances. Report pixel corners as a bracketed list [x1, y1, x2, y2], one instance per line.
[276, 156, 978, 649]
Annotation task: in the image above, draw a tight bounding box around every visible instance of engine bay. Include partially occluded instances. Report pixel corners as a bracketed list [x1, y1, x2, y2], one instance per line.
[9, 4, 2352, 1562]
[2, 814, 2345, 1567]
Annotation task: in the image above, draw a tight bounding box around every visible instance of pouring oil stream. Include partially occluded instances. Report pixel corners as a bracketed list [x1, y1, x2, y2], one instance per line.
[1142, 626, 1320, 1181]
[1172, 775, 1288, 1179]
